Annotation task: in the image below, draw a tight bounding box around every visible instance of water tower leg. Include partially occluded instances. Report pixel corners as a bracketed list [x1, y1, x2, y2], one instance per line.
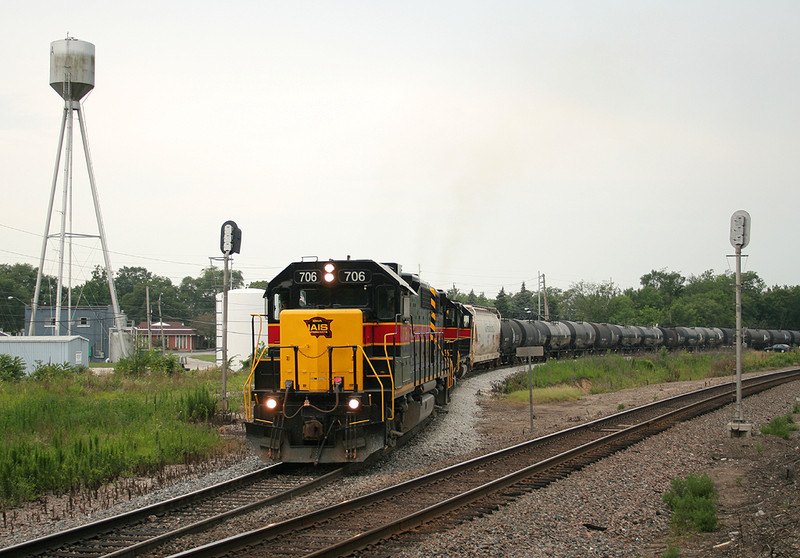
[29, 106, 69, 336]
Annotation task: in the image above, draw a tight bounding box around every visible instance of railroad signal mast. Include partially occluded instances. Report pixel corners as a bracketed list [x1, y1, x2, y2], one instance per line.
[728, 210, 753, 437]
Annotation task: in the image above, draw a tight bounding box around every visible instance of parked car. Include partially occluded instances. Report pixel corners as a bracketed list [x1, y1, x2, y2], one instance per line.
[764, 343, 791, 353]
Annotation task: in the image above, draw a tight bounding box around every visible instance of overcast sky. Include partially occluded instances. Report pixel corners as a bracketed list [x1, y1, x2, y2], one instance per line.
[2, 1, 799, 299]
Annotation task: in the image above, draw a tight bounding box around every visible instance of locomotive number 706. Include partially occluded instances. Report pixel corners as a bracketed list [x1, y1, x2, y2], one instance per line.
[341, 270, 368, 283]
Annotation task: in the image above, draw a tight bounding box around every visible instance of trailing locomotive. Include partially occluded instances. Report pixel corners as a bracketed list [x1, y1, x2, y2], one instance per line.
[243, 258, 455, 464]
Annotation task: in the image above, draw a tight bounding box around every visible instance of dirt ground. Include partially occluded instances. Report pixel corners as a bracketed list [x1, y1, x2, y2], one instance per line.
[476, 375, 800, 557]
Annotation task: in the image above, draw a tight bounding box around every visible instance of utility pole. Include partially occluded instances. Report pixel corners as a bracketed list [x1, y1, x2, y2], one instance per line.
[146, 286, 152, 349]
[158, 293, 165, 352]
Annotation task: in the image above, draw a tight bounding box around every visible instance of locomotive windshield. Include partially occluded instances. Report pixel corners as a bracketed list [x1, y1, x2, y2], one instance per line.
[299, 286, 370, 308]
[270, 284, 397, 321]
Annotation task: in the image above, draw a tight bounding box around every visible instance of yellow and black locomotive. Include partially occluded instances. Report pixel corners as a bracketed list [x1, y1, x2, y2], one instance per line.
[243, 258, 456, 463]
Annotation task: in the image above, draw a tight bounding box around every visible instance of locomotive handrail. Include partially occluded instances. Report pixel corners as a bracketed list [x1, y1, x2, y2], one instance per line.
[380, 332, 398, 422]
[358, 343, 394, 422]
[244, 313, 270, 422]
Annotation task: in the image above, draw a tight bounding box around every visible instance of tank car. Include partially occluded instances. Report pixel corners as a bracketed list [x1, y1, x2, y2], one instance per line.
[244, 259, 453, 464]
[561, 321, 596, 355]
[616, 325, 643, 351]
[768, 330, 792, 345]
[591, 323, 621, 352]
[500, 319, 545, 363]
[637, 326, 664, 350]
[534, 321, 571, 357]
[745, 328, 771, 349]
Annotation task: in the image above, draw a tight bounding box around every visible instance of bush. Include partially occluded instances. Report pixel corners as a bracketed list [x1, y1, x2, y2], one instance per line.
[760, 413, 798, 440]
[0, 354, 26, 382]
[29, 361, 87, 381]
[115, 347, 182, 376]
[178, 385, 218, 422]
[662, 473, 718, 533]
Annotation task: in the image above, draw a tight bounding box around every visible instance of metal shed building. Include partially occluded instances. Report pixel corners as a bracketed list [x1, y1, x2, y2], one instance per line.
[0, 336, 90, 374]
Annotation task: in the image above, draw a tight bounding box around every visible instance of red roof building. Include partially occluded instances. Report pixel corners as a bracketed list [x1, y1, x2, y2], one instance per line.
[134, 321, 200, 351]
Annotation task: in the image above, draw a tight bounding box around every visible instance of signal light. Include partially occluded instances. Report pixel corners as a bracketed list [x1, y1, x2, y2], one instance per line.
[265, 398, 278, 410]
[347, 397, 361, 411]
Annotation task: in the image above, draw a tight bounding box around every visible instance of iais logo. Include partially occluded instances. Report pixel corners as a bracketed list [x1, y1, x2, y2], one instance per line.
[304, 317, 333, 338]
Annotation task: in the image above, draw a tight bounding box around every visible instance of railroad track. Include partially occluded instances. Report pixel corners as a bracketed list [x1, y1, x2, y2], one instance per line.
[0, 463, 346, 558]
[162, 368, 800, 558]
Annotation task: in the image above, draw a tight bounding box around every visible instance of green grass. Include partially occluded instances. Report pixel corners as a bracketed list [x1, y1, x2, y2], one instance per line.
[662, 473, 718, 533]
[760, 413, 798, 440]
[495, 349, 800, 403]
[0, 366, 247, 507]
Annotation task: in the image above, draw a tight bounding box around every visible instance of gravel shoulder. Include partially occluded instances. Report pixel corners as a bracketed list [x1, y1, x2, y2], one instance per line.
[2, 366, 799, 557]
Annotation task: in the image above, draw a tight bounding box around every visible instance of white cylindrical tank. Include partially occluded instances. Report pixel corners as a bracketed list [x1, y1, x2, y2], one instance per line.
[50, 38, 95, 101]
[216, 288, 267, 369]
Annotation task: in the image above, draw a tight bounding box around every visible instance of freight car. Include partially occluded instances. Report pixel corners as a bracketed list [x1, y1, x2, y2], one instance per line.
[497, 318, 800, 362]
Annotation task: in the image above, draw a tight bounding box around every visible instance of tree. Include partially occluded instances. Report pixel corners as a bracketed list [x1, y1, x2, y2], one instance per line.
[510, 282, 536, 319]
[494, 287, 510, 317]
[0, 264, 55, 333]
[562, 280, 621, 322]
[179, 266, 244, 318]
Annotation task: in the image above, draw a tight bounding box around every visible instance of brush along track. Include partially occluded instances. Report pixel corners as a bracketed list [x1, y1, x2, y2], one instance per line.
[0, 463, 347, 558]
[163, 369, 800, 558]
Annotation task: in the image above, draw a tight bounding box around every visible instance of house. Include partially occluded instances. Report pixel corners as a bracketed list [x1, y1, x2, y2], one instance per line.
[25, 305, 124, 362]
[135, 321, 200, 351]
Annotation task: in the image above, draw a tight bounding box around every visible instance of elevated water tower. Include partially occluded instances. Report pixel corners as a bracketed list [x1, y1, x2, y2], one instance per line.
[29, 36, 129, 357]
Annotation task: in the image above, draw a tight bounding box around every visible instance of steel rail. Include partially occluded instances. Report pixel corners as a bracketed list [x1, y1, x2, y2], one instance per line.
[0, 463, 346, 558]
[165, 368, 800, 558]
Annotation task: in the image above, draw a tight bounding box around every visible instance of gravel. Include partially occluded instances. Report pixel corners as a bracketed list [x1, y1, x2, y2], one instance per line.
[2, 366, 798, 557]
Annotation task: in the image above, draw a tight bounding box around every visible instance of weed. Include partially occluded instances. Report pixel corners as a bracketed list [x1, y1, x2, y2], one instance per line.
[760, 413, 798, 440]
[662, 547, 681, 558]
[662, 473, 718, 533]
[0, 354, 26, 382]
[0, 366, 246, 507]
[617, 403, 625, 410]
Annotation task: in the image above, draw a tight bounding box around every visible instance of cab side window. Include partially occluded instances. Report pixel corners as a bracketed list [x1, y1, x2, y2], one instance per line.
[375, 286, 396, 320]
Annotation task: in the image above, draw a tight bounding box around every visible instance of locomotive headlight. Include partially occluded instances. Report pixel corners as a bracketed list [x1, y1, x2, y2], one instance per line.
[347, 397, 361, 411]
[265, 397, 279, 411]
[324, 263, 336, 283]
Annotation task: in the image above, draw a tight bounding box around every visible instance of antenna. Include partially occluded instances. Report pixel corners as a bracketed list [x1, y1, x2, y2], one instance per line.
[29, 37, 130, 358]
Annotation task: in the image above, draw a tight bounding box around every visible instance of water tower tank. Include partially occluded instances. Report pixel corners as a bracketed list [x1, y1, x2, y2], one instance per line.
[50, 38, 95, 101]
